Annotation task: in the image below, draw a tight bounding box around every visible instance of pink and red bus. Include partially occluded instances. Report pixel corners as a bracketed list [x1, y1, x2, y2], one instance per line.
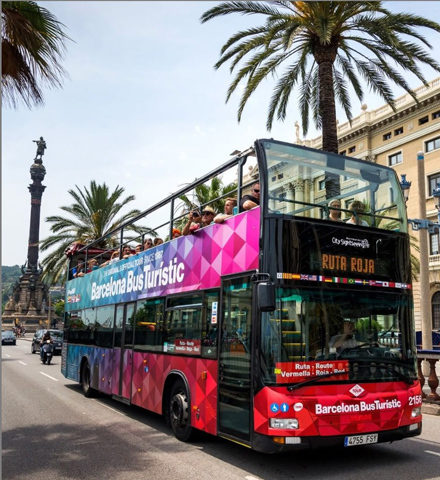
[62, 139, 422, 452]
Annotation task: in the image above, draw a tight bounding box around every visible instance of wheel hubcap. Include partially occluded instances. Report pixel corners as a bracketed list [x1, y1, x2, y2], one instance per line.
[171, 392, 188, 428]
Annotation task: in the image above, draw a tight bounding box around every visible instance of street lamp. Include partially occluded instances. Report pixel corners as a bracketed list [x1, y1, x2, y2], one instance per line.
[399, 152, 440, 353]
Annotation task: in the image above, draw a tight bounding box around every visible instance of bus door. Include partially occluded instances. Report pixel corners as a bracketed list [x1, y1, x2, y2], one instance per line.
[112, 302, 135, 401]
[218, 275, 253, 443]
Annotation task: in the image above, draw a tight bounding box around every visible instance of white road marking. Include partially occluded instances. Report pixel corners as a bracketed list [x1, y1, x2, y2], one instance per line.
[3, 353, 11, 358]
[246, 476, 263, 480]
[40, 372, 58, 381]
[425, 450, 440, 457]
[92, 399, 126, 416]
[18, 361, 27, 366]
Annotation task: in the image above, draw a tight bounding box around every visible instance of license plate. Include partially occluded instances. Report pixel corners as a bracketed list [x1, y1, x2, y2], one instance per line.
[344, 434, 378, 447]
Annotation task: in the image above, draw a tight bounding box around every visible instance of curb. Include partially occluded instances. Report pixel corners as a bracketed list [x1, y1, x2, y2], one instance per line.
[421, 403, 440, 416]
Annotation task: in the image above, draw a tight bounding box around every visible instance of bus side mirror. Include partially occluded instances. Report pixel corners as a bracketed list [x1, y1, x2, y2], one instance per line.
[258, 283, 275, 312]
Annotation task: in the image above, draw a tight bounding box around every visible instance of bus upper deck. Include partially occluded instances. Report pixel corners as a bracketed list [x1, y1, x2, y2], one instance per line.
[66, 139, 409, 277]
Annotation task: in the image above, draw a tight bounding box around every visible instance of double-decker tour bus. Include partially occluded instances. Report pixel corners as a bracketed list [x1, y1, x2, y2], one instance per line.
[62, 139, 422, 453]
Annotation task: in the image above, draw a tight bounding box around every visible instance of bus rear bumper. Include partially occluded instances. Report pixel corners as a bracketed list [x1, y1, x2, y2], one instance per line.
[252, 423, 422, 453]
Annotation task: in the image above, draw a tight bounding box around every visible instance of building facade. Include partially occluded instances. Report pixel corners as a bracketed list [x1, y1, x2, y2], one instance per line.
[301, 77, 440, 333]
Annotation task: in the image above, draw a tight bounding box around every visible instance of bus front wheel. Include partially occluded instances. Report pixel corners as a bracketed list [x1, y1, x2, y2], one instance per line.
[169, 379, 195, 442]
[81, 361, 96, 398]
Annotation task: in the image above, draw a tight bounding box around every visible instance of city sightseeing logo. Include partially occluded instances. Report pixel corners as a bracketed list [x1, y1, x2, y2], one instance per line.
[349, 384, 365, 397]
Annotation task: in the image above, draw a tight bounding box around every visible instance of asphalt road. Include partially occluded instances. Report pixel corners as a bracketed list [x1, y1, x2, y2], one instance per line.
[2, 339, 440, 480]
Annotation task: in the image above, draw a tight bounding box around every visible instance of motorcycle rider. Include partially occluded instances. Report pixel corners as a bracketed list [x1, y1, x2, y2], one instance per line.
[40, 330, 53, 360]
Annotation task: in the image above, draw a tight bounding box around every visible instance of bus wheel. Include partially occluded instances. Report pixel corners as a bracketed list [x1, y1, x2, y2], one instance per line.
[81, 361, 96, 398]
[169, 379, 195, 442]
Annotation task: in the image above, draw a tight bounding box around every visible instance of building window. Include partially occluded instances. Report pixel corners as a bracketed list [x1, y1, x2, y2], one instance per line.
[432, 291, 440, 330]
[419, 115, 429, 125]
[394, 127, 403, 136]
[429, 173, 440, 196]
[339, 150, 346, 156]
[383, 132, 392, 141]
[432, 110, 440, 120]
[388, 152, 402, 166]
[430, 232, 439, 255]
[425, 136, 440, 153]
[318, 179, 325, 190]
[348, 146, 356, 153]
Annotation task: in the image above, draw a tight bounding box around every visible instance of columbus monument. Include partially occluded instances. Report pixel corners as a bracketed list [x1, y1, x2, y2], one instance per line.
[3, 137, 50, 332]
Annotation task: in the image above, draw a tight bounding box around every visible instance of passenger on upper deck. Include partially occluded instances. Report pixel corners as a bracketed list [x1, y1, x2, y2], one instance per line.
[72, 263, 85, 278]
[154, 237, 164, 246]
[144, 238, 153, 250]
[172, 228, 182, 239]
[239, 182, 260, 212]
[101, 250, 119, 267]
[346, 200, 368, 226]
[134, 244, 142, 254]
[214, 197, 237, 224]
[182, 206, 216, 235]
[328, 199, 342, 222]
[86, 258, 99, 272]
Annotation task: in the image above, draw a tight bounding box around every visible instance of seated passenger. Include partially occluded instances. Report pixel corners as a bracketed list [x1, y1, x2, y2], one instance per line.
[329, 319, 358, 354]
[172, 228, 182, 239]
[328, 199, 342, 221]
[134, 244, 142, 254]
[122, 246, 132, 258]
[86, 258, 99, 272]
[214, 197, 237, 223]
[101, 250, 119, 267]
[239, 182, 260, 212]
[144, 238, 153, 250]
[72, 263, 85, 278]
[154, 237, 164, 246]
[182, 206, 216, 235]
[346, 200, 368, 226]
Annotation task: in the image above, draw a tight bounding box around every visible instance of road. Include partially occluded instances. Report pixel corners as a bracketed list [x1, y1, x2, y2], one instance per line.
[2, 339, 440, 480]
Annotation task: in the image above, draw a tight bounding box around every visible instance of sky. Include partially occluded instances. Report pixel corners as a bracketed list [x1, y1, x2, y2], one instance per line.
[2, 1, 440, 267]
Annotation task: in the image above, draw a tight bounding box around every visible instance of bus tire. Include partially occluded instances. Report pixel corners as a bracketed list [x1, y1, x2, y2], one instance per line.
[81, 360, 96, 398]
[169, 379, 195, 442]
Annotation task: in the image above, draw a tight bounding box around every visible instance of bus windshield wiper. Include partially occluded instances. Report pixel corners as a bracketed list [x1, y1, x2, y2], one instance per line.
[287, 371, 347, 392]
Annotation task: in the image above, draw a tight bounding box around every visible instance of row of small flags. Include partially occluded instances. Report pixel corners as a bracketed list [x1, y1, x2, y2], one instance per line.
[277, 272, 411, 290]
[67, 294, 81, 303]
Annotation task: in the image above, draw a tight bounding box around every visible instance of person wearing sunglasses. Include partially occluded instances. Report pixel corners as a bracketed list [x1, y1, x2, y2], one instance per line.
[239, 182, 260, 212]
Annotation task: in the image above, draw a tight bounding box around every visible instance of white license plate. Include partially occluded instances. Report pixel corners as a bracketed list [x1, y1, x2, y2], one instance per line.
[344, 434, 378, 447]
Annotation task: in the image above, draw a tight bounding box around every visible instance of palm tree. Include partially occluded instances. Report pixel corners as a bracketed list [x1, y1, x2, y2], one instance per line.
[40, 181, 155, 284]
[175, 176, 237, 231]
[2, 1, 71, 108]
[201, 1, 440, 154]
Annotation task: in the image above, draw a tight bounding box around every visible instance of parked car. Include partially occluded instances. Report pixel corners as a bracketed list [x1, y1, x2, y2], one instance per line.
[2, 330, 17, 346]
[31, 329, 63, 355]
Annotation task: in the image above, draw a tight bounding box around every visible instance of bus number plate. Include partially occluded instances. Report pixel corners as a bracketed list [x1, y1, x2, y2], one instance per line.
[344, 434, 378, 447]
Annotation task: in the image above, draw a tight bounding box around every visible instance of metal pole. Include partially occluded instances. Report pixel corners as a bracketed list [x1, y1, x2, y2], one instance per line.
[417, 151, 432, 351]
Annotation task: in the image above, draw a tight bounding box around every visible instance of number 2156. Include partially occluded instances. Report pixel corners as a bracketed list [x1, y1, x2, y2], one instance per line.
[409, 395, 422, 405]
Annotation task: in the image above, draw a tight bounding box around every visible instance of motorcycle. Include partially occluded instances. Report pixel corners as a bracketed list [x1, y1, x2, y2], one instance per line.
[41, 340, 54, 365]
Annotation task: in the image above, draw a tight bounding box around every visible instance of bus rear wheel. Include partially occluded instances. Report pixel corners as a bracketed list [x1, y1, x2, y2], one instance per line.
[81, 361, 96, 398]
[169, 379, 195, 442]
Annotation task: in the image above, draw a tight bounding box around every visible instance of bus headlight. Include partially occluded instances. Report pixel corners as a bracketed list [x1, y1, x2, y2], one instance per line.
[411, 407, 422, 418]
[270, 418, 299, 429]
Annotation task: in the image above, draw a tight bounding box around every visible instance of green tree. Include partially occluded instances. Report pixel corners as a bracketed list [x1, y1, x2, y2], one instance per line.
[2, 1, 71, 109]
[201, 1, 440, 153]
[40, 181, 154, 284]
[53, 299, 65, 317]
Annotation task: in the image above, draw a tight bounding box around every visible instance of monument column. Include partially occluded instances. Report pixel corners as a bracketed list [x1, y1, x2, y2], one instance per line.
[2, 137, 50, 332]
[27, 139, 47, 272]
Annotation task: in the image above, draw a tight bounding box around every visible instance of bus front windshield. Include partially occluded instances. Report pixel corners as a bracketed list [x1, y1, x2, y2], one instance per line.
[260, 287, 417, 386]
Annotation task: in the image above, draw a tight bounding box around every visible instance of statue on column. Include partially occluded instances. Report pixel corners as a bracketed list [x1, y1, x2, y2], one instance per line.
[33, 137, 47, 161]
